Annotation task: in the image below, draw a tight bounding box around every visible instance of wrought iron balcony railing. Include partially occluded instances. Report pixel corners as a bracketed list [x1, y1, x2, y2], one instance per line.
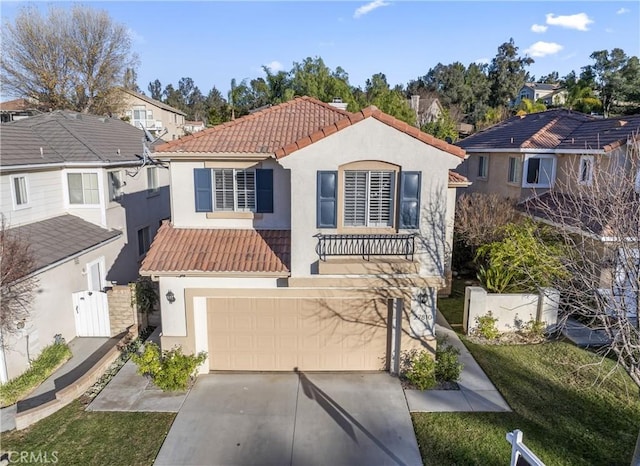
[315, 233, 416, 261]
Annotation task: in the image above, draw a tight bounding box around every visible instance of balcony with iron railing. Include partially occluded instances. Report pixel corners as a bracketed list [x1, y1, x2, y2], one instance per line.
[314, 233, 418, 275]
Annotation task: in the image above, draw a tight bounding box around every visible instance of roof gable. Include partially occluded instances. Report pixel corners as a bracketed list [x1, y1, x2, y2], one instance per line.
[121, 89, 187, 116]
[155, 96, 465, 159]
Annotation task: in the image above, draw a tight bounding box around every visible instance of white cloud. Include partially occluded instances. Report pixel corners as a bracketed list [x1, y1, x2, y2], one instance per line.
[617, 7, 630, 15]
[525, 41, 564, 57]
[263, 61, 283, 72]
[605, 27, 615, 33]
[531, 24, 548, 33]
[475, 57, 490, 65]
[545, 13, 594, 31]
[354, 0, 390, 19]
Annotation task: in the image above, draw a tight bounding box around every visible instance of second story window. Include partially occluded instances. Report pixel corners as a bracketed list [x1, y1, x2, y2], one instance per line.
[147, 167, 159, 193]
[579, 155, 594, 185]
[68, 172, 99, 205]
[523, 155, 555, 188]
[508, 157, 522, 184]
[344, 170, 394, 227]
[11, 175, 29, 209]
[193, 168, 273, 214]
[132, 106, 146, 129]
[477, 155, 488, 179]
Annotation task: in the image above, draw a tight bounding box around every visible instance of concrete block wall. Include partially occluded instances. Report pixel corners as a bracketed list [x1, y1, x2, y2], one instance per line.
[107, 285, 138, 337]
[463, 286, 559, 334]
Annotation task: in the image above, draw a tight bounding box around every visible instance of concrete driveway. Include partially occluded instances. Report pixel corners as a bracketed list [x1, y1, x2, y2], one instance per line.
[154, 372, 422, 466]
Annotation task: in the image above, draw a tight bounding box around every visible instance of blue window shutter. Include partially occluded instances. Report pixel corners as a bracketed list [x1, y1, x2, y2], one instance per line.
[399, 171, 421, 229]
[256, 169, 273, 213]
[317, 171, 337, 228]
[194, 168, 212, 212]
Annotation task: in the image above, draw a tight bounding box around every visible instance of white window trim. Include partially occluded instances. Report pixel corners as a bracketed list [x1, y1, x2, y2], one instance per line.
[578, 155, 594, 186]
[477, 155, 488, 180]
[85, 256, 106, 292]
[108, 170, 124, 202]
[211, 168, 256, 212]
[507, 156, 522, 185]
[9, 174, 30, 210]
[137, 225, 150, 258]
[522, 154, 556, 189]
[63, 169, 104, 208]
[147, 166, 159, 195]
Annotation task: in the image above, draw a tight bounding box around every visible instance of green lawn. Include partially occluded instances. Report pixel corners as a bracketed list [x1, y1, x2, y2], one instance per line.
[415, 279, 640, 465]
[1, 400, 175, 466]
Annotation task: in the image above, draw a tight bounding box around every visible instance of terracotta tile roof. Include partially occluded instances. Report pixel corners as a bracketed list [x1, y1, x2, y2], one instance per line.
[448, 170, 470, 185]
[457, 109, 594, 151]
[155, 96, 465, 159]
[0, 98, 36, 112]
[140, 223, 290, 275]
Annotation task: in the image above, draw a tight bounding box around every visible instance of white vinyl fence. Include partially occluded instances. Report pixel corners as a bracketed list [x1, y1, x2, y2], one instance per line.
[506, 430, 545, 466]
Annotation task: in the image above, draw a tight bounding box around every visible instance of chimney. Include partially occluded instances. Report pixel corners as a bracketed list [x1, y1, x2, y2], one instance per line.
[410, 95, 420, 111]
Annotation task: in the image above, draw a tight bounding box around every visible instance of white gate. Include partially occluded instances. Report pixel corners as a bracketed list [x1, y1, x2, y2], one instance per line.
[73, 291, 110, 337]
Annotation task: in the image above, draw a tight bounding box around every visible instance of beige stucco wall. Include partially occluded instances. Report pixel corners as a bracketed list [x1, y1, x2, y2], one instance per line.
[279, 117, 463, 278]
[123, 93, 185, 141]
[1, 236, 124, 380]
[462, 152, 523, 199]
[169, 158, 291, 229]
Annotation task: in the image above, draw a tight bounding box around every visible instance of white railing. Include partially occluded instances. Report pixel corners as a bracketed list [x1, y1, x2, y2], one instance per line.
[506, 430, 545, 466]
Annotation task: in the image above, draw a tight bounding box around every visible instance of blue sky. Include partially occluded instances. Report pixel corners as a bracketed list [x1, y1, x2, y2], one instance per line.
[1, 1, 639, 97]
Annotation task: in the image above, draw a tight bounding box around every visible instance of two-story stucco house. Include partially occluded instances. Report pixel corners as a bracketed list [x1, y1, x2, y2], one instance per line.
[140, 97, 467, 374]
[0, 111, 170, 382]
[514, 83, 568, 107]
[120, 89, 187, 141]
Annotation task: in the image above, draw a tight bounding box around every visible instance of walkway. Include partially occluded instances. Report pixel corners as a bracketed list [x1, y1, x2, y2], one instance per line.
[87, 327, 187, 412]
[404, 313, 511, 413]
[1, 336, 118, 432]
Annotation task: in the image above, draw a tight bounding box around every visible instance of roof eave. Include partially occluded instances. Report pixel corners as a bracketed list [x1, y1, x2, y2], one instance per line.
[141, 270, 291, 279]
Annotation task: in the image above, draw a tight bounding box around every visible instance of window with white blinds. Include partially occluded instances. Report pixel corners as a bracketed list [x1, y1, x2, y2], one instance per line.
[213, 169, 256, 211]
[344, 170, 394, 227]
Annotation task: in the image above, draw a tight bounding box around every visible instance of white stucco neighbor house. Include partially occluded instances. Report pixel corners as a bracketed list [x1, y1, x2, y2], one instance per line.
[0, 111, 170, 382]
[141, 96, 468, 374]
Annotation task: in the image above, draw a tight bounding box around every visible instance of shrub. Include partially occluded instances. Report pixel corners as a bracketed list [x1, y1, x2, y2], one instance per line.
[0, 341, 72, 407]
[403, 350, 436, 390]
[524, 319, 546, 338]
[435, 341, 463, 382]
[132, 342, 206, 391]
[133, 277, 158, 314]
[475, 312, 500, 340]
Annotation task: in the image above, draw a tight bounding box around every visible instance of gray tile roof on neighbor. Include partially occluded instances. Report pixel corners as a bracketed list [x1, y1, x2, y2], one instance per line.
[8, 215, 121, 274]
[1, 111, 150, 167]
[556, 114, 640, 152]
[524, 83, 562, 91]
[457, 109, 594, 151]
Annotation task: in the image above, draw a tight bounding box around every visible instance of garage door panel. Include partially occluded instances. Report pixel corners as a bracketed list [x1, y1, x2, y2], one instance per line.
[208, 297, 389, 371]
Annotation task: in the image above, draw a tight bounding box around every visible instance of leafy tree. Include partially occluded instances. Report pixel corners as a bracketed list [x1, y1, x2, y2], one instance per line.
[163, 83, 186, 113]
[421, 108, 458, 142]
[362, 73, 415, 125]
[289, 57, 356, 108]
[583, 48, 636, 116]
[148, 79, 163, 100]
[422, 62, 470, 108]
[464, 63, 491, 122]
[488, 38, 534, 107]
[539, 71, 560, 84]
[1, 4, 138, 114]
[187, 86, 206, 121]
[516, 98, 547, 115]
[205, 86, 230, 125]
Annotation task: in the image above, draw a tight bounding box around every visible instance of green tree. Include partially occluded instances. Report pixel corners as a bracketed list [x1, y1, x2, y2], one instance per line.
[148, 79, 162, 100]
[123, 68, 140, 93]
[583, 48, 636, 116]
[205, 86, 230, 126]
[163, 83, 185, 112]
[363, 73, 415, 125]
[488, 38, 534, 107]
[421, 108, 458, 142]
[516, 98, 546, 115]
[289, 57, 356, 108]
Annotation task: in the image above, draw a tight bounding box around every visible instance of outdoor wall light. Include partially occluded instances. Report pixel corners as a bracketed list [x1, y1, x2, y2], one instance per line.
[417, 291, 429, 305]
[166, 290, 176, 304]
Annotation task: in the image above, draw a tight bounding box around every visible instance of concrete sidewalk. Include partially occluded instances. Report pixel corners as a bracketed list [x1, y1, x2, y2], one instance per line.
[404, 313, 511, 413]
[87, 327, 187, 413]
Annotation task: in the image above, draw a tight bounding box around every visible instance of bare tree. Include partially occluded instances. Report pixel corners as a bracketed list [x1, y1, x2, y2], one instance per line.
[1, 4, 138, 114]
[0, 216, 38, 341]
[525, 136, 640, 387]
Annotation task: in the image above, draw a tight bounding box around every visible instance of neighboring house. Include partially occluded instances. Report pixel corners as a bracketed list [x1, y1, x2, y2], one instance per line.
[457, 109, 640, 316]
[0, 111, 170, 382]
[515, 83, 568, 107]
[140, 96, 468, 374]
[409, 94, 443, 127]
[120, 89, 186, 141]
[0, 98, 40, 123]
[184, 121, 206, 134]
